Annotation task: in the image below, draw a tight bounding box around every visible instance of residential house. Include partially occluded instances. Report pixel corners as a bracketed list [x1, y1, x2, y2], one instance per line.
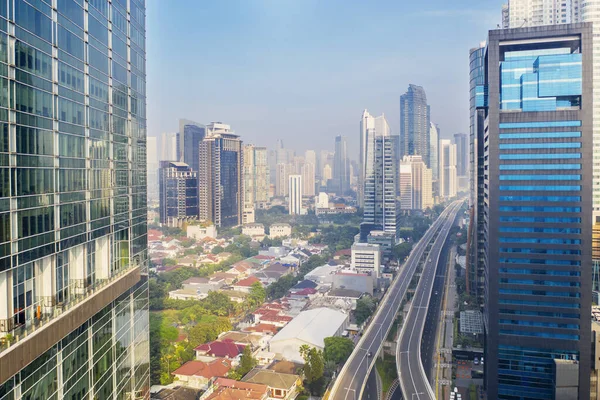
[253, 263, 289, 286]
[202, 378, 268, 400]
[195, 339, 245, 362]
[242, 369, 301, 400]
[187, 224, 218, 240]
[172, 358, 232, 390]
[219, 290, 248, 304]
[233, 276, 262, 293]
[243, 223, 266, 239]
[218, 331, 271, 351]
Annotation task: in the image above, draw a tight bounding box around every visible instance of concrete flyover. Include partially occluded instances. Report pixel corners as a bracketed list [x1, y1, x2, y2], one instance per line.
[396, 200, 464, 400]
[328, 203, 462, 400]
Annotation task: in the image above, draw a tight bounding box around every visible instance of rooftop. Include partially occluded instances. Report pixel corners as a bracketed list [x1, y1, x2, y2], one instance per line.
[195, 339, 246, 358]
[270, 307, 347, 348]
[172, 358, 232, 378]
[235, 276, 261, 287]
[242, 368, 299, 390]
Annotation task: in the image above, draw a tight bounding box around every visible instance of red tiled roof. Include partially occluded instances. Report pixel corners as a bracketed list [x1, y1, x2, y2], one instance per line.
[172, 358, 232, 378]
[213, 378, 268, 392]
[235, 276, 261, 287]
[195, 339, 246, 358]
[243, 324, 280, 334]
[259, 314, 292, 323]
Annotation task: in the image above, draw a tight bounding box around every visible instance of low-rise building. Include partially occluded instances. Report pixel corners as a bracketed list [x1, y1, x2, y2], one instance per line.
[195, 339, 246, 361]
[332, 272, 373, 295]
[351, 243, 381, 279]
[187, 223, 217, 240]
[304, 264, 342, 286]
[233, 276, 263, 293]
[367, 231, 395, 261]
[172, 358, 233, 390]
[269, 307, 348, 363]
[269, 223, 292, 239]
[242, 369, 301, 400]
[243, 223, 266, 239]
[203, 378, 268, 400]
[253, 263, 290, 286]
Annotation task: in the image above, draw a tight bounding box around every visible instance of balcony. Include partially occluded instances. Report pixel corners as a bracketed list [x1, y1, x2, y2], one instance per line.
[0, 263, 142, 383]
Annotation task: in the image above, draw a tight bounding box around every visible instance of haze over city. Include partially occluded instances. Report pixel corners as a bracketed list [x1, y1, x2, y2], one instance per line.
[147, 0, 503, 154]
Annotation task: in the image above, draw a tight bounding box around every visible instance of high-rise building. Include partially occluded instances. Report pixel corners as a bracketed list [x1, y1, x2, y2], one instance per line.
[288, 175, 303, 215]
[399, 155, 433, 211]
[0, 0, 149, 398]
[178, 119, 206, 172]
[429, 122, 440, 181]
[439, 139, 457, 199]
[467, 42, 487, 302]
[148, 136, 159, 201]
[400, 84, 431, 167]
[276, 163, 289, 197]
[333, 135, 350, 195]
[302, 162, 316, 197]
[199, 123, 243, 228]
[359, 110, 390, 206]
[454, 133, 469, 177]
[322, 164, 333, 187]
[363, 129, 400, 237]
[502, 1, 600, 220]
[159, 161, 199, 227]
[477, 24, 592, 399]
[502, 0, 580, 28]
[159, 132, 178, 161]
[243, 145, 269, 224]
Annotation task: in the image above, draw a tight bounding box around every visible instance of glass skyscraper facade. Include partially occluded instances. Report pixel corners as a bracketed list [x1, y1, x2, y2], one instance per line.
[0, 0, 149, 398]
[400, 84, 431, 168]
[177, 119, 205, 173]
[479, 24, 592, 399]
[199, 123, 243, 228]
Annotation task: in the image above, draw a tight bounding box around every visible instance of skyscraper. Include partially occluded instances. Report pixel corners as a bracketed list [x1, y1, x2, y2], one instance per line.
[502, 0, 600, 219]
[276, 163, 289, 197]
[467, 42, 487, 302]
[333, 135, 350, 195]
[288, 175, 303, 215]
[302, 162, 316, 196]
[477, 24, 592, 399]
[199, 123, 243, 228]
[148, 136, 159, 201]
[305, 150, 317, 191]
[363, 130, 400, 237]
[0, 0, 149, 398]
[429, 122, 440, 181]
[159, 161, 199, 227]
[399, 155, 433, 211]
[359, 110, 390, 206]
[243, 145, 269, 224]
[439, 139, 457, 199]
[159, 132, 178, 161]
[400, 84, 431, 167]
[453, 133, 469, 177]
[178, 119, 206, 172]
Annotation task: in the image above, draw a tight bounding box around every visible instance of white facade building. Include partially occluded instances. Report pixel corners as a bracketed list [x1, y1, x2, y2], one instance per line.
[302, 162, 316, 196]
[270, 223, 292, 238]
[269, 308, 349, 364]
[399, 155, 433, 211]
[359, 109, 391, 207]
[288, 175, 303, 215]
[315, 192, 329, 209]
[439, 139, 457, 199]
[351, 243, 382, 279]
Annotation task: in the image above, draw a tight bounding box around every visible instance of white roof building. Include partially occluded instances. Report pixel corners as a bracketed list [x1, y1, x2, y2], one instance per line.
[269, 307, 348, 363]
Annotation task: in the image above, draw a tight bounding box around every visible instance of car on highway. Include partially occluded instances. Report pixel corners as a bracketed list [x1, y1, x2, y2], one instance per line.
[473, 357, 479, 365]
[367, 351, 373, 357]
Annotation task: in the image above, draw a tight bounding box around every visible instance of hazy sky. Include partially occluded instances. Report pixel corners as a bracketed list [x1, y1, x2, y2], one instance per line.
[147, 0, 503, 158]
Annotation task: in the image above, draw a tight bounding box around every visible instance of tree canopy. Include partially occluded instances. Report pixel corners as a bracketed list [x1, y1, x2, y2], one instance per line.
[323, 336, 354, 365]
[355, 296, 376, 325]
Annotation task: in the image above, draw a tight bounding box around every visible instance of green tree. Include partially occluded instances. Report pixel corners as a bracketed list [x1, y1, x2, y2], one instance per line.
[236, 345, 258, 377]
[355, 296, 376, 325]
[392, 242, 413, 262]
[248, 282, 267, 309]
[212, 246, 224, 254]
[163, 258, 177, 266]
[300, 345, 325, 394]
[323, 336, 354, 365]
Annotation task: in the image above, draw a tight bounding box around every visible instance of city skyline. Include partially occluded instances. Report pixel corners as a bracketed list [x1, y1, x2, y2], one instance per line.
[146, 0, 504, 156]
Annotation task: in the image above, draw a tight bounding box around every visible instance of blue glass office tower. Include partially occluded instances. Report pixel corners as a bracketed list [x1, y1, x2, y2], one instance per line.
[177, 119, 205, 173]
[0, 0, 149, 398]
[479, 24, 592, 399]
[400, 84, 431, 167]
